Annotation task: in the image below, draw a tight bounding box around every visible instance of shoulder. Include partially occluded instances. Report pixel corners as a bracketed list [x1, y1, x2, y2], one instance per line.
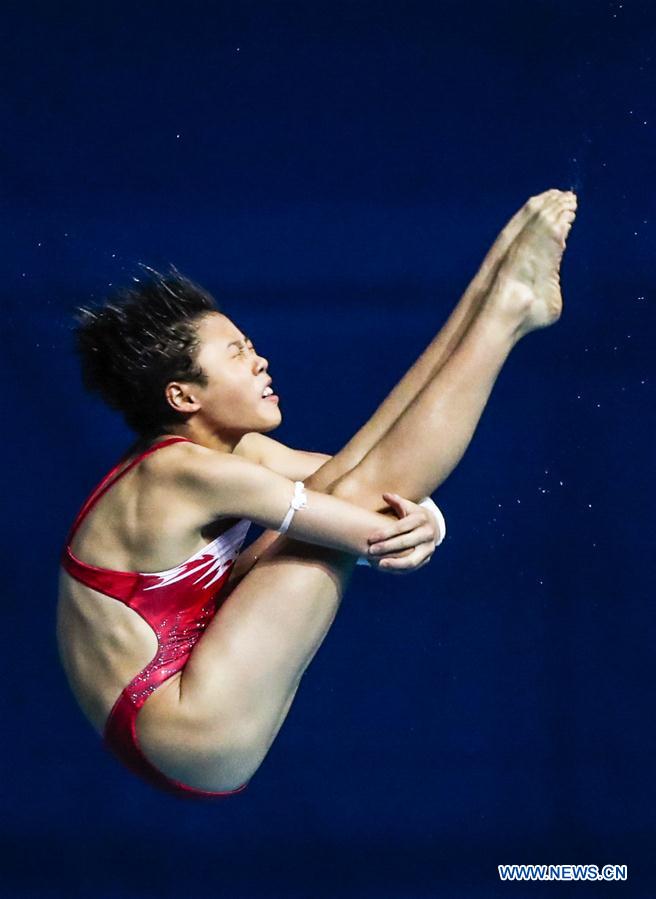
[144, 438, 295, 523]
[145, 438, 262, 489]
[131, 442, 263, 517]
[141, 437, 214, 477]
[233, 431, 267, 464]
[233, 431, 286, 466]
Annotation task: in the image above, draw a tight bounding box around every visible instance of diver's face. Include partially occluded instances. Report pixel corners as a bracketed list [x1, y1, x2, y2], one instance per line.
[193, 312, 281, 434]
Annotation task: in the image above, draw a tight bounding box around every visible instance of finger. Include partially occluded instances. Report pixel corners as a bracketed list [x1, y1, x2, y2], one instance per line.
[368, 511, 426, 545]
[382, 492, 413, 518]
[375, 552, 433, 574]
[383, 493, 409, 518]
[377, 546, 429, 571]
[369, 528, 434, 557]
[398, 553, 433, 574]
[375, 543, 434, 564]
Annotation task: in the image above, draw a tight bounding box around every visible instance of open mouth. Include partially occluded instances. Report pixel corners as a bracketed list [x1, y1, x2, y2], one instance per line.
[261, 385, 279, 403]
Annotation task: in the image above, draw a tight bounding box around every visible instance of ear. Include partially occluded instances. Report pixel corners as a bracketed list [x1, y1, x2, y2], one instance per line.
[165, 381, 202, 415]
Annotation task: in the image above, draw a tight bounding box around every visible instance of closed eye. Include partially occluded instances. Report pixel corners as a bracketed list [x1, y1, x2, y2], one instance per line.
[233, 340, 255, 358]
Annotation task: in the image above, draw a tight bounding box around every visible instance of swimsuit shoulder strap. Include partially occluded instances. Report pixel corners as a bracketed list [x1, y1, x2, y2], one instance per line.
[66, 436, 191, 545]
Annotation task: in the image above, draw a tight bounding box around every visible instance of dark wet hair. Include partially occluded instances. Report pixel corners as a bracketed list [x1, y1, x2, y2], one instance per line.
[73, 266, 220, 437]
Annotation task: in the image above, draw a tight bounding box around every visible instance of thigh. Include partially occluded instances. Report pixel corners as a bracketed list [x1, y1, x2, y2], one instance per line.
[184, 537, 355, 729]
[140, 537, 356, 789]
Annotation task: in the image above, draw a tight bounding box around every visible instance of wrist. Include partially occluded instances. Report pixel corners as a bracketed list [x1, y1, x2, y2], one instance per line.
[356, 495, 446, 567]
[417, 496, 446, 545]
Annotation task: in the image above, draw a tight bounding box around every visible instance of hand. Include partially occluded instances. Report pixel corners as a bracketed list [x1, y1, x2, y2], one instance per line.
[366, 492, 438, 574]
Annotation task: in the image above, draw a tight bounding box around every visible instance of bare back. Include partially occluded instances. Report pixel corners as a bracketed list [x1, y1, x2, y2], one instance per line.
[57, 439, 241, 735]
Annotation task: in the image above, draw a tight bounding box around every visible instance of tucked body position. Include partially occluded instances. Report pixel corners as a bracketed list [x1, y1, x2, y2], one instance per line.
[57, 189, 577, 798]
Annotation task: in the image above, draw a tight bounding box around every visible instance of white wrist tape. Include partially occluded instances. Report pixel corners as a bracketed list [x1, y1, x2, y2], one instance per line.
[278, 481, 308, 534]
[419, 495, 447, 546]
[356, 495, 446, 567]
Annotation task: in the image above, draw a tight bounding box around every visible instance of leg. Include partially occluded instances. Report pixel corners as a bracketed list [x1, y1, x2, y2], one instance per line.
[314, 189, 559, 489]
[166, 310, 518, 790]
[312, 190, 576, 503]
[224, 189, 558, 577]
[138, 192, 576, 791]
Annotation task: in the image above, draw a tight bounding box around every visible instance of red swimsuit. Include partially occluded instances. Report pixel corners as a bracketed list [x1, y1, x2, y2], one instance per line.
[61, 436, 252, 799]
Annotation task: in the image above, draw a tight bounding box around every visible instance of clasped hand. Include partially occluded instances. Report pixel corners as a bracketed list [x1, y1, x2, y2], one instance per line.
[366, 492, 439, 574]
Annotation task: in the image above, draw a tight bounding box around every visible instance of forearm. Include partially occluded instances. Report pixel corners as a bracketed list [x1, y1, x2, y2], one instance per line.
[227, 484, 440, 591]
[226, 498, 392, 592]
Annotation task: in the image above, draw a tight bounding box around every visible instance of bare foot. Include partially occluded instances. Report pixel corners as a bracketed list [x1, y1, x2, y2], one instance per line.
[484, 190, 577, 340]
[465, 188, 564, 296]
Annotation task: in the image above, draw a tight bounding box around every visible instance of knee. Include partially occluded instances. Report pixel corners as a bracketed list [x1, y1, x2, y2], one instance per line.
[329, 470, 362, 502]
[329, 469, 389, 513]
[215, 715, 286, 790]
[188, 714, 267, 792]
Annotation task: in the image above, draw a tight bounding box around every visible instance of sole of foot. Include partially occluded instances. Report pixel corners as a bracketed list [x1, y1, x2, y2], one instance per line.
[485, 190, 578, 339]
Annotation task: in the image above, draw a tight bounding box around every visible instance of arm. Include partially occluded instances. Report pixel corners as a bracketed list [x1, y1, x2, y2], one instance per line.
[234, 432, 332, 481]
[179, 445, 431, 561]
[229, 434, 333, 588]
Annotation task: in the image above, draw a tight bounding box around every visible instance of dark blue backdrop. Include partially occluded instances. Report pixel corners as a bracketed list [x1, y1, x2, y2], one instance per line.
[4, 2, 655, 896]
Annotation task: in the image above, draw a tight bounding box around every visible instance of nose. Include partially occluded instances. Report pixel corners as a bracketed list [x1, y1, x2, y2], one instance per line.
[254, 352, 268, 373]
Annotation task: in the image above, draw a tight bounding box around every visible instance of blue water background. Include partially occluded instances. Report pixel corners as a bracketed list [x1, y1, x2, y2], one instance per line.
[3, 2, 655, 896]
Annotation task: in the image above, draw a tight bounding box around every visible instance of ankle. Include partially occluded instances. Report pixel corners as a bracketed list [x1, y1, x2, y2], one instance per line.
[472, 301, 524, 351]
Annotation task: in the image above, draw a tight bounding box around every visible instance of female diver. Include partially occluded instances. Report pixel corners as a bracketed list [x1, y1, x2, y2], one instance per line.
[57, 188, 577, 799]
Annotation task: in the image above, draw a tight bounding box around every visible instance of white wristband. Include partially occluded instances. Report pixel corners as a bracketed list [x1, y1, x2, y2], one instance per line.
[418, 495, 447, 545]
[356, 495, 446, 567]
[278, 481, 308, 535]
